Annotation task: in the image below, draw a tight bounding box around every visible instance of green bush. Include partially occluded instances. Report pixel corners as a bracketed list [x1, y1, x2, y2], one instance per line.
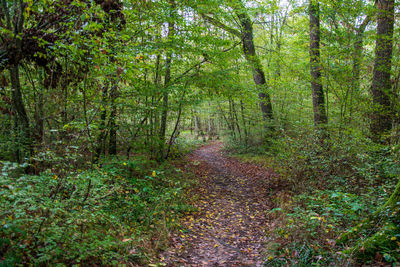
[266, 189, 380, 265]
[170, 137, 203, 158]
[257, 126, 400, 265]
[268, 127, 399, 192]
[0, 156, 189, 265]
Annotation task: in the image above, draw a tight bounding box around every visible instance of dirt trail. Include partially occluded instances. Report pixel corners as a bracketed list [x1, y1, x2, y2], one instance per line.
[162, 142, 278, 266]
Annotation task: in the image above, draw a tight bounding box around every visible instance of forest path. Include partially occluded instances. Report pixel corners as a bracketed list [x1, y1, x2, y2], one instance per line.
[162, 142, 278, 266]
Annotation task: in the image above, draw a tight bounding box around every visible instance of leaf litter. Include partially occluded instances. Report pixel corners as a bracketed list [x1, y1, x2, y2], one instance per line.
[161, 142, 281, 266]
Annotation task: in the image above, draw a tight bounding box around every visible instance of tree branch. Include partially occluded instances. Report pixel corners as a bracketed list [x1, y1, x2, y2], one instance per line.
[171, 41, 241, 84]
[356, 14, 371, 34]
[201, 13, 241, 37]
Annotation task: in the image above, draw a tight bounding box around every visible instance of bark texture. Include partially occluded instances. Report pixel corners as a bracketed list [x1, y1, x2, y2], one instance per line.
[236, 8, 273, 121]
[370, 0, 394, 141]
[309, 0, 327, 126]
[10, 65, 31, 162]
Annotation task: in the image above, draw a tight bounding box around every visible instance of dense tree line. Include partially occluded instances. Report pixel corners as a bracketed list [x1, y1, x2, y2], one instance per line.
[1, 0, 398, 162]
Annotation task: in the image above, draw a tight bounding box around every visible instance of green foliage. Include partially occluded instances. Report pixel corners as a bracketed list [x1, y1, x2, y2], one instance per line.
[235, 125, 400, 264]
[0, 0, 399, 264]
[0, 129, 14, 161]
[170, 136, 203, 158]
[265, 126, 400, 193]
[347, 221, 400, 264]
[265, 241, 346, 266]
[0, 156, 189, 265]
[224, 132, 266, 154]
[338, 184, 400, 264]
[265, 188, 390, 265]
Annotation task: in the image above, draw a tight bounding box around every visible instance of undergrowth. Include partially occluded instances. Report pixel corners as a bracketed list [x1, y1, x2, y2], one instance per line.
[0, 155, 193, 265]
[227, 125, 400, 266]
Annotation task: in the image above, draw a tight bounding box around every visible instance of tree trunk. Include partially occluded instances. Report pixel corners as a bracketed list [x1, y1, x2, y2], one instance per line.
[35, 85, 44, 143]
[25, 66, 44, 144]
[152, 55, 161, 158]
[93, 84, 109, 163]
[351, 16, 370, 105]
[370, 0, 394, 141]
[232, 99, 242, 141]
[201, 2, 273, 127]
[159, 1, 175, 160]
[240, 100, 248, 144]
[228, 98, 236, 139]
[349, 34, 364, 121]
[164, 92, 185, 160]
[10, 65, 31, 162]
[309, 0, 327, 126]
[235, 7, 273, 122]
[195, 115, 201, 140]
[108, 83, 117, 155]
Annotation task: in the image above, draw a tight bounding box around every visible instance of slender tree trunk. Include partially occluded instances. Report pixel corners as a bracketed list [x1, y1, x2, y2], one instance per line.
[309, 0, 327, 126]
[370, 0, 394, 141]
[10, 65, 31, 162]
[62, 62, 69, 127]
[240, 100, 248, 144]
[232, 99, 242, 141]
[350, 16, 370, 121]
[35, 85, 44, 143]
[108, 83, 117, 155]
[93, 84, 109, 163]
[195, 115, 201, 139]
[349, 36, 363, 121]
[352, 36, 364, 95]
[190, 110, 194, 135]
[217, 102, 231, 134]
[152, 54, 161, 158]
[25, 65, 44, 143]
[159, 1, 175, 160]
[228, 98, 236, 139]
[165, 92, 185, 160]
[159, 84, 169, 158]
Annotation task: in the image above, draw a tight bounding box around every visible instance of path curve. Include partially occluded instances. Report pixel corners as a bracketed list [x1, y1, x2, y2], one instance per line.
[162, 142, 277, 266]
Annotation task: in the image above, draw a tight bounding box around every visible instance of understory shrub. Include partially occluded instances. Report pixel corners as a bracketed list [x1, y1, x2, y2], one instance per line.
[169, 137, 203, 158]
[0, 156, 189, 265]
[266, 190, 384, 265]
[232, 125, 400, 265]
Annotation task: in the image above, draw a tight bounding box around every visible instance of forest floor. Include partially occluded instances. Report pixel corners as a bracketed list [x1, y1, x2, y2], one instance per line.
[161, 142, 281, 266]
